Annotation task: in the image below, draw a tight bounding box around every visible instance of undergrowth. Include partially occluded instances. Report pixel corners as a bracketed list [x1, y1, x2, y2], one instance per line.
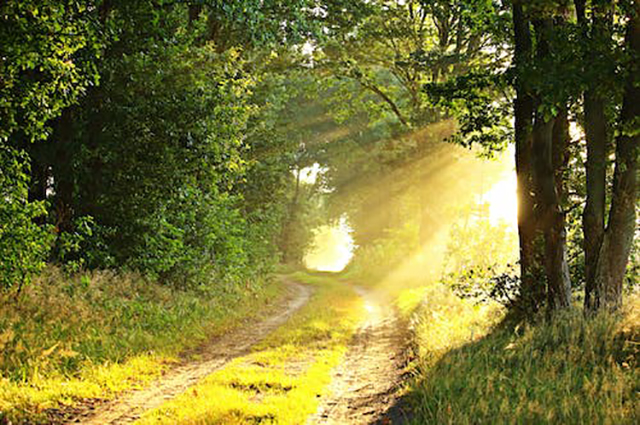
[136, 271, 363, 425]
[0, 268, 282, 423]
[404, 285, 639, 424]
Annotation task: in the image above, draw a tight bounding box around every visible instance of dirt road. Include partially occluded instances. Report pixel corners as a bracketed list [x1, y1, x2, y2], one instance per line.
[61, 279, 312, 425]
[308, 287, 411, 424]
[57, 278, 411, 425]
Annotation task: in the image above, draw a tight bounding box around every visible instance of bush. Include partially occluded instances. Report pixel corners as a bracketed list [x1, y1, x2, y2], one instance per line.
[0, 147, 53, 292]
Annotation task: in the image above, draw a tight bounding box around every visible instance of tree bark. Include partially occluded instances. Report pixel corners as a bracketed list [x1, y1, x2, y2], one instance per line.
[589, 7, 639, 311]
[512, 2, 545, 311]
[575, 0, 611, 311]
[531, 105, 571, 310]
[549, 107, 572, 309]
[582, 89, 608, 307]
[530, 18, 571, 310]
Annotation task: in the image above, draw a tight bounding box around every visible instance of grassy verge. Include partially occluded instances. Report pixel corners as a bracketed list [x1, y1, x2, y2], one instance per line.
[396, 284, 503, 365]
[136, 271, 363, 425]
[0, 268, 283, 423]
[402, 284, 639, 424]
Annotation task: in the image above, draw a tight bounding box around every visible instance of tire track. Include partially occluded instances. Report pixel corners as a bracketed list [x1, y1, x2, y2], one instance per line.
[308, 287, 411, 424]
[62, 279, 312, 425]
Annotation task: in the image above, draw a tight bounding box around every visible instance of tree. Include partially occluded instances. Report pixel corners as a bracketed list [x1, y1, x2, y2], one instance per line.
[579, 0, 639, 311]
[0, 0, 101, 291]
[423, 0, 637, 313]
[318, 0, 503, 127]
[0, 0, 330, 290]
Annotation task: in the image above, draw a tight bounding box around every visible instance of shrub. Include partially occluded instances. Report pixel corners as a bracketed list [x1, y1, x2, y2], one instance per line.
[0, 147, 53, 292]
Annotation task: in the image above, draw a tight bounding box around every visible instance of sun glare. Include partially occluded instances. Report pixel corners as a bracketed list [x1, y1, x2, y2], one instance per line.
[299, 163, 326, 185]
[304, 216, 355, 272]
[479, 171, 518, 230]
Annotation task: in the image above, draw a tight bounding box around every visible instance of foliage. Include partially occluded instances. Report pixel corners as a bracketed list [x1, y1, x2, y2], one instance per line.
[425, 71, 513, 155]
[0, 0, 101, 143]
[240, 71, 328, 267]
[60, 6, 255, 287]
[347, 221, 421, 284]
[443, 215, 518, 272]
[0, 0, 328, 292]
[440, 214, 520, 305]
[444, 264, 521, 307]
[54, 216, 94, 273]
[317, 0, 506, 127]
[0, 0, 100, 292]
[0, 147, 53, 291]
[191, 0, 324, 50]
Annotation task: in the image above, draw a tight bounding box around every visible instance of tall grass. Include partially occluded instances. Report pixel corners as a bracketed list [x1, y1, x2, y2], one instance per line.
[397, 284, 503, 365]
[0, 267, 281, 423]
[406, 288, 639, 424]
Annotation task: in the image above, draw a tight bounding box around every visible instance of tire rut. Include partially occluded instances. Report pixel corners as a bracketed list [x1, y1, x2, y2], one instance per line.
[63, 279, 312, 425]
[308, 287, 411, 425]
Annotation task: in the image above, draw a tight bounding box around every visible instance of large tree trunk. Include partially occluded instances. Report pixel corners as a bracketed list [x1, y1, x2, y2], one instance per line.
[530, 18, 571, 310]
[589, 8, 639, 311]
[512, 3, 545, 311]
[531, 105, 571, 310]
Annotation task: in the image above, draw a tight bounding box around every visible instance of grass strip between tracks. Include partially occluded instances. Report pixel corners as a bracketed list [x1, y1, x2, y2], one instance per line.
[136, 272, 363, 425]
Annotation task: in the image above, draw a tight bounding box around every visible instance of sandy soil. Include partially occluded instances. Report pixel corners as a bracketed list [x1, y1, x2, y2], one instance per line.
[308, 287, 412, 425]
[57, 279, 313, 425]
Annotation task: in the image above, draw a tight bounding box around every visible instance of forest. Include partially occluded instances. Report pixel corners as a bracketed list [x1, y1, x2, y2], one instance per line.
[0, 1, 638, 424]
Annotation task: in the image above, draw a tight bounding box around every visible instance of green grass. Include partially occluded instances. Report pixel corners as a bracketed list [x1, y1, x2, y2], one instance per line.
[0, 268, 283, 423]
[404, 285, 639, 424]
[135, 271, 363, 425]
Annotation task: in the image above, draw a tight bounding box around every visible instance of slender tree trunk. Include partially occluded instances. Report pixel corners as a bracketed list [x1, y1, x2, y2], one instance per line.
[552, 108, 570, 202]
[576, 0, 611, 311]
[52, 109, 75, 234]
[548, 108, 572, 309]
[531, 105, 571, 310]
[512, 2, 545, 311]
[589, 7, 639, 311]
[583, 90, 608, 307]
[282, 167, 302, 264]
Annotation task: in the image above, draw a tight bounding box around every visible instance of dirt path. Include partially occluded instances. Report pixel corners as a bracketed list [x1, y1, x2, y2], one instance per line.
[62, 279, 312, 425]
[308, 287, 411, 425]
